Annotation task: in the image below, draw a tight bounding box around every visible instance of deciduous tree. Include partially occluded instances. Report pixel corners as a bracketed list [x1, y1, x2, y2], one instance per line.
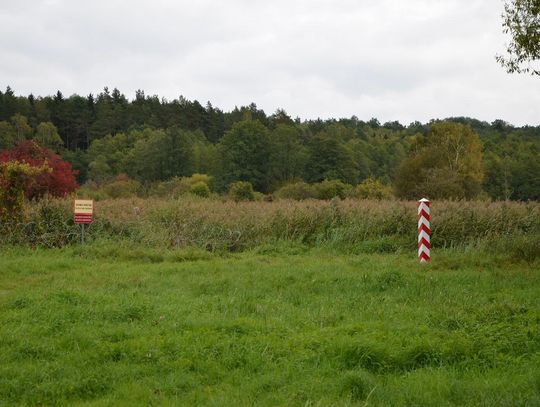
[395, 122, 484, 199]
[218, 120, 271, 191]
[497, 0, 540, 75]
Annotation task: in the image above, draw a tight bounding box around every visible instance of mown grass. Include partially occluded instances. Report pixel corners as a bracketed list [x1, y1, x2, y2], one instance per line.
[1, 243, 539, 406]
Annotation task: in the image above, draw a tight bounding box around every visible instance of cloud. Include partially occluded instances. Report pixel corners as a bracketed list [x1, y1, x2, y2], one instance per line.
[0, 0, 538, 125]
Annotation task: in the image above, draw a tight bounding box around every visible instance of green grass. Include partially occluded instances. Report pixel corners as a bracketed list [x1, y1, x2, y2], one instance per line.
[0, 243, 539, 406]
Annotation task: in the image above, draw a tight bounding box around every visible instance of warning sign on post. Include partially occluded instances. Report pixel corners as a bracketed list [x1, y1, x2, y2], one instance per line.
[73, 199, 94, 224]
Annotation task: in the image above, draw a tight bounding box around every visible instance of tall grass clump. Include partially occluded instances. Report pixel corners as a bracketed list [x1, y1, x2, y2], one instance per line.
[1, 197, 539, 254]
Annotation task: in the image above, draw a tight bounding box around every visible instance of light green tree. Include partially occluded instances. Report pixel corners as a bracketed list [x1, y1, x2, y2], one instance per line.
[395, 122, 484, 199]
[10, 114, 32, 142]
[34, 122, 64, 151]
[88, 156, 112, 183]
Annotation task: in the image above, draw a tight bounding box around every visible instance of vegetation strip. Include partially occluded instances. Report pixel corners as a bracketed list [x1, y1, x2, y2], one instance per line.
[0, 246, 539, 405]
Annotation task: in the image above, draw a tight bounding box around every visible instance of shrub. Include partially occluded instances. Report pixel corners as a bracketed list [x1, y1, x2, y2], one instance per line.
[188, 173, 212, 187]
[0, 161, 48, 223]
[102, 174, 141, 199]
[0, 140, 78, 198]
[351, 177, 393, 200]
[26, 198, 76, 247]
[190, 181, 210, 198]
[229, 181, 255, 202]
[253, 191, 265, 201]
[274, 181, 316, 200]
[148, 178, 191, 198]
[314, 180, 352, 200]
[148, 174, 212, 198]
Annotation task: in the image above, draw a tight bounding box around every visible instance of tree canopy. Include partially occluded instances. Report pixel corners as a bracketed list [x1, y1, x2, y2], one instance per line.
[497, 0, 540, 75]
[1, 86, 540, 201]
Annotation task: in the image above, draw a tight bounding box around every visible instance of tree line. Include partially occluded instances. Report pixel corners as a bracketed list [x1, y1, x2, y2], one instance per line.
[1, 86, 539, 201]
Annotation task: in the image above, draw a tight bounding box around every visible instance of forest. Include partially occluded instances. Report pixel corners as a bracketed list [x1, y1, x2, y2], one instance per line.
[0, 86, 539, 201]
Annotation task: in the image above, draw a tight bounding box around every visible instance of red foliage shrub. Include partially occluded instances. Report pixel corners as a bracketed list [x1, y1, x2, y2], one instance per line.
[0, 141, 78, 198]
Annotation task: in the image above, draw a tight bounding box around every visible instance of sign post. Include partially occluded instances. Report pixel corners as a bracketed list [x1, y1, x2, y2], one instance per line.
[417, 198, 430, 263]
[73, 199, 94, 244]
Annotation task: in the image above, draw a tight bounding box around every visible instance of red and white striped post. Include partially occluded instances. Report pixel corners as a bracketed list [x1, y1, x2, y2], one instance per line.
[417, 198, 430, 263]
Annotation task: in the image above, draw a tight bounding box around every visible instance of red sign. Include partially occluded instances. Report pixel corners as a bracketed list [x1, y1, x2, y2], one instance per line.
[73, 199, 94, 224]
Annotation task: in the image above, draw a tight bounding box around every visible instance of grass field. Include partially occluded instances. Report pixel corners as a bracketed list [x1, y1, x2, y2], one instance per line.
[1, 243, 539, 406]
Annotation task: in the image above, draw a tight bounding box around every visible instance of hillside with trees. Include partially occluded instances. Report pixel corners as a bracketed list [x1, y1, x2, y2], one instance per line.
[1, 86, 539, 201]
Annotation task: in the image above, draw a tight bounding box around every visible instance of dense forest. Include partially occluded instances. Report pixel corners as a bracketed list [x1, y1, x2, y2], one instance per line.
[0, 86, 539, 201]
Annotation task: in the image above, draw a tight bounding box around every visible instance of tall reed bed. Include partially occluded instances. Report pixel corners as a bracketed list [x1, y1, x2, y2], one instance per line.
[2, 197, 539, 255]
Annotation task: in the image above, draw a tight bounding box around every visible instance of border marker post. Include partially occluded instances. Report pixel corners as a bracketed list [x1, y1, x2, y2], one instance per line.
[417, 198, 430, 263]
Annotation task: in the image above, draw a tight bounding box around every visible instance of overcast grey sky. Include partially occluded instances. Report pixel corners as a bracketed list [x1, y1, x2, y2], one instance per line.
[1, 0, 538, 125]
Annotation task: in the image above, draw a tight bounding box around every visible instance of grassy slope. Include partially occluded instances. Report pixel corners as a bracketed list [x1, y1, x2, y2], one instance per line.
[0, 244, 539, 406]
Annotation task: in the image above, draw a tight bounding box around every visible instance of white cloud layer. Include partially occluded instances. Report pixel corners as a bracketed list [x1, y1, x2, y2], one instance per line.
[1, 0, 539, 125]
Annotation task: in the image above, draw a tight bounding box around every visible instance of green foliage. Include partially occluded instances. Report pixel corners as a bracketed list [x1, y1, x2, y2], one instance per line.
[274, 181, 316, 200]
[10, 113, 32, 142]
[352, 177, 394, 199]
[228, 181, 255, 202]
[186, 173, 212, 187]
[148, 174, 213, 199]
[314, 179, 352, 200]
[190, 181, 210, 198]
[497, 0, 540, 75]
[395, 122, 484, 200]
[2, 87, 540, 202]
[484, 137, 540, 200]
[306, 133, 357, 184]
[24, 198, 75, 247]
[34, 122, 63, 151]
[268, 124, 308, 186]
[126, 128, 196, 182]
[0, 120, 16, 149]
[102, 174, 141, 199]
[218, 120, 271, 192]
[87, 155, 112, 183]
[0, 161, 48, 223]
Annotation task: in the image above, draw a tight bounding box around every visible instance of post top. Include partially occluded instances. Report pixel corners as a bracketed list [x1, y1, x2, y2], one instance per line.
[418, 198, 430, 203]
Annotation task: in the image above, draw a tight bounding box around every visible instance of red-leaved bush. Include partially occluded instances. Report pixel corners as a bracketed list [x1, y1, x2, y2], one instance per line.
[0, 141, 78, 198]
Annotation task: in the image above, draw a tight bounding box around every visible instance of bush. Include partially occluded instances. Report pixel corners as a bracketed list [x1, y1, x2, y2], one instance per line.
[0, 140, 78, 199]
[102, 174, 141, 199]
[188, 173, 212, 187]
[314, 180, 352, 200]
[351, 177, 393, 200]
[0, 161, 48, 223]
[228, 181, 255, 202]
[274, 181, 316, 200]
[75, 175, 141, 200]
[148, 174, 212, 198]
[190, 181, 210, 198]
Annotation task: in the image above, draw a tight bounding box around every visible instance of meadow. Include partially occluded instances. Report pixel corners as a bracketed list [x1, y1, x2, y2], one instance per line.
[0, 243, 539, 406]
[1, 198, 539, 405]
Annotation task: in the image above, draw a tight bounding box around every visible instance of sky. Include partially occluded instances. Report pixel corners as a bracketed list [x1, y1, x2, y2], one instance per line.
[1, 0, 539, 126]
